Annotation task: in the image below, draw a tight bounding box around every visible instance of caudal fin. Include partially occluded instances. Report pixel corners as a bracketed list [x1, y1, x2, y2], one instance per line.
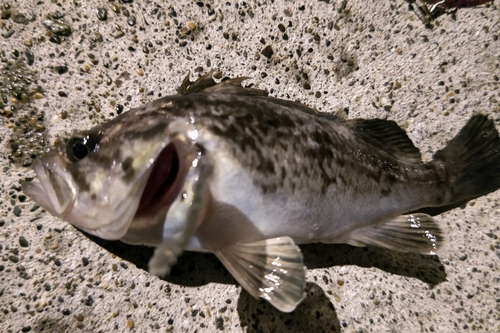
[431, 114, 500, 207]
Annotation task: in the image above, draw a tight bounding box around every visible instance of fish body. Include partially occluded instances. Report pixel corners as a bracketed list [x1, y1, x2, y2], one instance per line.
[22, 72, 500, 312]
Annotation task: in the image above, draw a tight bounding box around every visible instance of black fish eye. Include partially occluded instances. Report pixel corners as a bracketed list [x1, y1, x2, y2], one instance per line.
[66, 134, 98, 162]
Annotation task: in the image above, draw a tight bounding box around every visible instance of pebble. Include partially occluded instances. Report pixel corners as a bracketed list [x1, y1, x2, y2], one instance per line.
[114, 31, 125, 39]
[24, 50, 34, 65]
[215, 316, 224, 330]
[42, 16, 72, 36]
[261, 45, 274, 59]
[9, 255, 19, 263]
[11, 13, 28, 25]
[19, 236, 29, 247]
[3, 30, 15, 38]
[109, 4, 120, 14]
[127, 16, 136, 26]
[49, 35, 61, 44]
[187, 21, 196, 31]
[1, 9, 10, 19]
[96, 8, 107, 21]
[55, 66, 68, 74]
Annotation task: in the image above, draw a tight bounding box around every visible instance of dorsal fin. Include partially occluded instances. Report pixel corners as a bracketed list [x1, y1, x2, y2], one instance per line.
[347, 118, 422, 163]
[178, 70, 269, 96]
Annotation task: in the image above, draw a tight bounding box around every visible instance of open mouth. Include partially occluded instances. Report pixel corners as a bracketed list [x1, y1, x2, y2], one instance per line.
[135, 142, 187, 218]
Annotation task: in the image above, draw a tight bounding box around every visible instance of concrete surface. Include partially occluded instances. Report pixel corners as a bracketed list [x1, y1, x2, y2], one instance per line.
[1, 0, 499, 332]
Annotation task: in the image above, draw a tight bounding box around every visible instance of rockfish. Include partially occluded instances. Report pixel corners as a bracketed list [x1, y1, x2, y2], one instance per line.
[22, 72, 500, 312]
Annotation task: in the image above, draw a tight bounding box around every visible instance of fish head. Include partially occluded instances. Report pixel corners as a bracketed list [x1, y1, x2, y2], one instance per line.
[22, 114, 193, 242]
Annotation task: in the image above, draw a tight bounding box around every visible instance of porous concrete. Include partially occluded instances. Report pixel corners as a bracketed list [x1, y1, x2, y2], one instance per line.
[1, 0, 499, 332]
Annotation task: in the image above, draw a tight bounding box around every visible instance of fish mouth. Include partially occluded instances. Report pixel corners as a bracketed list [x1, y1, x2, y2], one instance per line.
[22, 155, 76, 217]
[134, 141, 188, 219]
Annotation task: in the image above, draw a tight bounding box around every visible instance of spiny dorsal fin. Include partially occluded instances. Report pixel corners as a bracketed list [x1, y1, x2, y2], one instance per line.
[347, 118, 422, 163]
[178, 70, 269, 96]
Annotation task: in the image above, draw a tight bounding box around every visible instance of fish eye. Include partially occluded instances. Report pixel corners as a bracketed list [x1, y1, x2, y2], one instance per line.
[66, 134, 98, 162]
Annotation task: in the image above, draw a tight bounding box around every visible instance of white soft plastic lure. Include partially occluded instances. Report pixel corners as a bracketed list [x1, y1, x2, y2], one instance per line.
[23, 72, 500, 312]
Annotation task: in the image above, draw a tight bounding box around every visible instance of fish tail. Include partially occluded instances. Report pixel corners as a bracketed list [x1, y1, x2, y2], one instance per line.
[432, 114, 500, 207]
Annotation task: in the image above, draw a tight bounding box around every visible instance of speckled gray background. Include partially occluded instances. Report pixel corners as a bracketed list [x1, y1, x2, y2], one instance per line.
[1, 0, 499, 332]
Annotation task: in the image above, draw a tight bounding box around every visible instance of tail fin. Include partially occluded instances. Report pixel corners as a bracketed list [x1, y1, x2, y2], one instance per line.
[431, 114, 500, 207]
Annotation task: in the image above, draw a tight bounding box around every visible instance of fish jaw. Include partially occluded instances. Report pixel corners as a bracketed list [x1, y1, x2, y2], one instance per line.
[22, 148, 155, 240]
[21, 132, 185, 240]
[22, 156, 76, 218]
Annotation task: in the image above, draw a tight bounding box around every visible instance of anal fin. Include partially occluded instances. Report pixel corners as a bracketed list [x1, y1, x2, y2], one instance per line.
[345, 213, 443, 255]
[215, 236, 306, 312]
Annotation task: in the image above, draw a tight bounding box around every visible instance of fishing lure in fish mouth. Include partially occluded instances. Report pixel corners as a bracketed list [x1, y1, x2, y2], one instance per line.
[22, 71, 500, 312]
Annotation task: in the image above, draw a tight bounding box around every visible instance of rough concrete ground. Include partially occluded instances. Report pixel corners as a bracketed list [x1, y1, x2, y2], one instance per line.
[1, 0, 499, 332]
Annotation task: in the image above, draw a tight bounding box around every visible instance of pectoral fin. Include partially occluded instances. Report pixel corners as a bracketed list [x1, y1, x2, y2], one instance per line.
[345, 213, 444, 254]
[215, 236, 306, 312]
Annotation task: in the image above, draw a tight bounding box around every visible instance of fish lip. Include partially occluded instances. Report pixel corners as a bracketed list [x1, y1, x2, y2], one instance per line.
[23, 155, 76, 217]
[133, 140, 189, 220]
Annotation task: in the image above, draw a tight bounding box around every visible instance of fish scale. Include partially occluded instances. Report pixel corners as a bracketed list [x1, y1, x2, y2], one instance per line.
[22, 71, 500, 312]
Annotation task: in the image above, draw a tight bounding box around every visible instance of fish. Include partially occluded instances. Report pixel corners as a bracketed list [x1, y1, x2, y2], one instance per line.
[424, 0, 493, 15]
[22, 71, 500, 312]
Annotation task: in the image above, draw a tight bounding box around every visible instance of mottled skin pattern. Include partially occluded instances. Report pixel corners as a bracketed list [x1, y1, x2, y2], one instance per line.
[100, 92, 441, 197]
